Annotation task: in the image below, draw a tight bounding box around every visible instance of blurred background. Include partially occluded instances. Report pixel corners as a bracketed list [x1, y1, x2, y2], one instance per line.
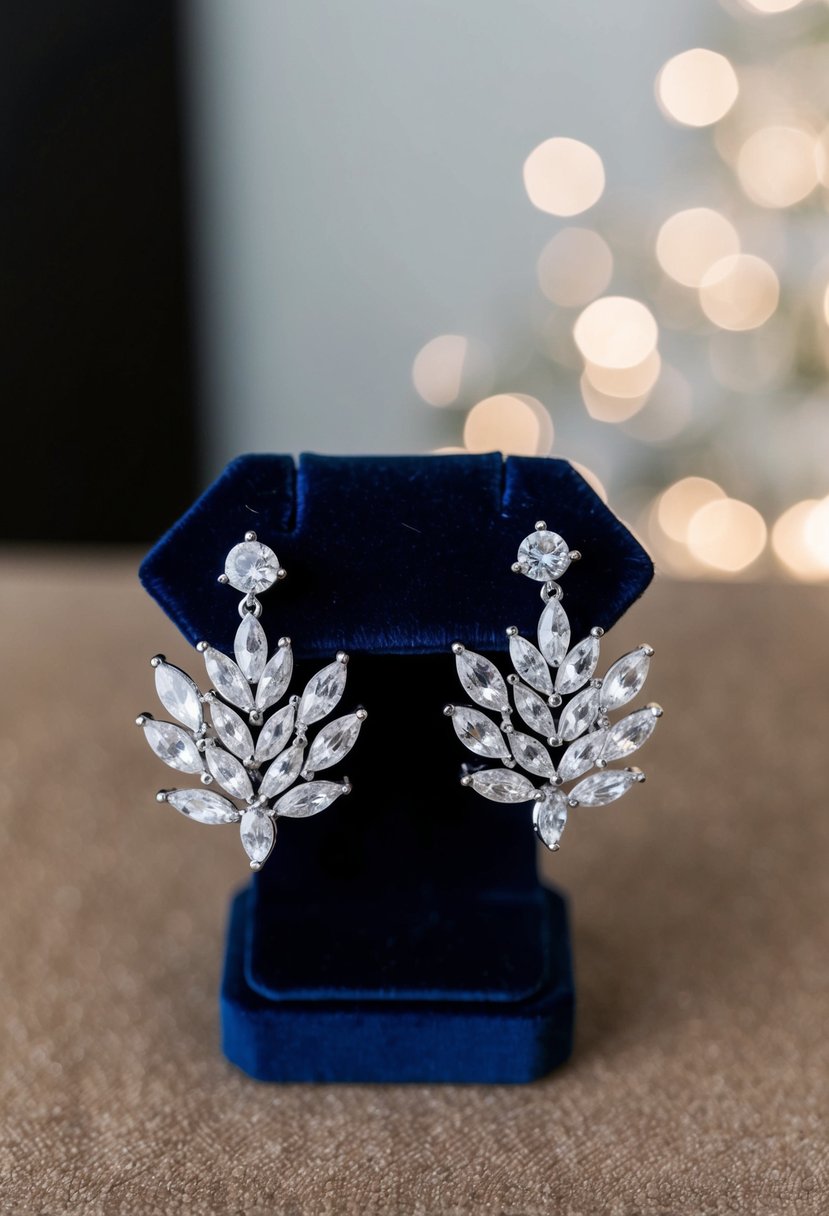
[5, 0, 829, 580]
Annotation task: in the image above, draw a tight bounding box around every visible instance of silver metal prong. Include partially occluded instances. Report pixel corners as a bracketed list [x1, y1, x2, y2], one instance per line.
[649, 703, 664, 717]
[569, 550, 581, 562]
[278, 636, 291, 648]
[506, 625, 519, 637]
[196, 640, 209, 653]
[548, 693, 562, 707]
[336, 651, 349, 665]
[135, 714, 151, 727]
[217, 574, 230, 585]
[535, 520, 547, 531]
[249, 860, 262, 871]
[568, 797, 579, 807]
[591, 626, 604, 638]
[341, 779, 352, 795]
[156, 791, 169, 803]
[460, 775, 472, 787]
[277, 568, 288, 580]
[244, 530, 257, 542]
[200, 772, 213, 785]
[511, 561, 528, 575]
[597, 758, 608, 769]
[640, 644, 655, 656]
[443, 704, 455, 717]
[451, 642, 465, 655]
[356, 707, 368, 721]
[150, 655, 165, 668]
[507, 673, 519, 685]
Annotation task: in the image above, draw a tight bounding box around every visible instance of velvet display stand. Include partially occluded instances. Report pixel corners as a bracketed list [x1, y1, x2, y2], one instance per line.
[140, 453, 653, 1083]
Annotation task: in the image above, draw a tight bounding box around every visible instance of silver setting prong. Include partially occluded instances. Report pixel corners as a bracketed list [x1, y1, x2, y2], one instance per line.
[196, 640, 209, 653]
[568, 550, 581, 562]
[336, 651, 349, 665]
[506, 625, 519, 637]
[277, 568, 288, 580]
[649, 703, 664, 717]
[535, 520, 547, 531]
[217, 573, 230, 585]
[156, 790, 169, 803]
[460, 775, 472, 787]
[641, 644, 655, 656]
[150, 655, 165, 668]
[135, 713, 151, 727]
[443, 704, 455, 717]
[356, 707, 368, 721]
[451, 642, 465, 655]
[244, 530, 257, 542]
[591, 626, 604, 638]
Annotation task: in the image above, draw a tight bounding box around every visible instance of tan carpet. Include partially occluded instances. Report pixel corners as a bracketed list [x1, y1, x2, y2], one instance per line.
[0, 552, 826, 1215]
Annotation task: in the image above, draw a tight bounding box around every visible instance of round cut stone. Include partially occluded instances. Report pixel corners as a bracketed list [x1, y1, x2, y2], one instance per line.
[224, 542, 280, 594]
[517, 530, 571, 581]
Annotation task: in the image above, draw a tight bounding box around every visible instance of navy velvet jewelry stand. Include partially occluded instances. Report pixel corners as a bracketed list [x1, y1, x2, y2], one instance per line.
[140, 452, 653, 1083]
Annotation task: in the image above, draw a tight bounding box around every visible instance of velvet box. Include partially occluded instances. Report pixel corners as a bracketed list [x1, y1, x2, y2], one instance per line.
[139, 453, 653, 1082]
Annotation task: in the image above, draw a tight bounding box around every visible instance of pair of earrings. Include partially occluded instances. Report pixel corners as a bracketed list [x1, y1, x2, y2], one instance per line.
[137, 526, 660, 869]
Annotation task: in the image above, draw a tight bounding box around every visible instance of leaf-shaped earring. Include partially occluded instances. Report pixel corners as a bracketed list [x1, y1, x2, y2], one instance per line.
[136, 531, 366, 869]
[445, 521, 661, 853]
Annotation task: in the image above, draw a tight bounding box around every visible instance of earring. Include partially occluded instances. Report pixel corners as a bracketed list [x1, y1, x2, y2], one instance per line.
[445, 522, 661, 852]
[136, 531, 366, 870]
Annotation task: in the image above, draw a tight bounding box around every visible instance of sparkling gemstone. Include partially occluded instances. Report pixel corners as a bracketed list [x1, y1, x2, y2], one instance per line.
[206, 744, 254, 800]
[601, 648, 651, 711]
[555, 636, 600, 695]
[509, 731, 555, 779]
[254, 703, 295, 763]
[259, 743, 304, 798]
[154, 662, 203, 733]
[255, 644, 293, 711]
[509, 635, 553, 695]
[455, 649, 508, 712]
[240, 809, 275, 866]
[557, 686, 600, 743]
[304, 713, 363, 776]
[569, 768, 641, 806]
[203, 647, 254, 711]
[234, 613, 267, 683]
[602, 707, 658, 762]
[224, 541, 280, 594]
[297, 661, 347, 726]
[533, 789, 568, 850]
[467, 768, 536, 803]
[517, 530, 571, 581]
[558, 728, 608, 782]
[512, 682, 555, 737]
[275, 780, 345, 818]
[142, 719, 203, 774]
[451, 706, 510, 760]
[165, 788, 240, 825]
[210, 701, 254, 760]
[537, 597, 570, 666]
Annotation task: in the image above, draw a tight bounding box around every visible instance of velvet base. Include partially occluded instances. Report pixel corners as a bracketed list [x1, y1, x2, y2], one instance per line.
[140, 453, 653, 1083]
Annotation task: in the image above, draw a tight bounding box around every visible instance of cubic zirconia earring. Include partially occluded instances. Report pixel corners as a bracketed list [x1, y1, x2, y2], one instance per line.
[136, 532, 366, 869]
[445, 522, 661, 852]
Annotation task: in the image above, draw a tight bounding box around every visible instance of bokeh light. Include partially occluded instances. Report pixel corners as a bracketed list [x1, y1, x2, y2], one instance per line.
[656, 49, 739, 128]
[523, 138, 605, 217]
[579, 374, 649, 423]
[687, 498, 767, 572]
[698, 254, 779, 330]
[573, 296, 658, 368]
[463, 393, 553, 456]
[738, 0, 805, 12]
[804, 496, 829, 568]
[771, 499, 829, 579]
[536, 228, 613, 307]
[412, 335, 468, 406]
[656, 208, 740, 288]
[736, 125, 819, 208]
[657, 477, 726, 543]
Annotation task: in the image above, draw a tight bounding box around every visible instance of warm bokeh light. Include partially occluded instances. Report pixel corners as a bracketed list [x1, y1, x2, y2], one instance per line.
[736, 125, 819, 208]
[822, 282, 829, 326]
[687, 498, 767, 572]
[771, 499, 829, 580]
[579, 374, 649, 423]
[583, 349, 662, 398]
[430, 446, 467, 454]
[738, 0, 805, 12]
[804, 496, 829, 567]
[656, 208, 740, 288]
[656, 49, 739, 128]
[657, 477, 725, 543]
[522, 138, 605, 217]
[412, 335, 468, 406]
[573, 296, 658, 368]
[698, 254, 779, 330]
[463, 393, 553, 456]
[536, 228, 613, 307]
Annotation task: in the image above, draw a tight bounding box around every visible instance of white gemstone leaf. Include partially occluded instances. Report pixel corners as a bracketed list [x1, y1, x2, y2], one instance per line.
[234, 613, 267, 683]
[570, 768, 642, 806]
[601, 648, 651, 711]
[533, 789, 568, 850]
[203, 647, 254, 711]
[303, 713, 363, 776]
[509, 634, 553, 695]
[455, 649, 508, 712]
[558, 729, 608, 782]
[255, 643, 294, 711]
[509, 730, 555, 779]
[210, 701, 254, 760]
[142, 719, 203, 774]
[205, 744, 254, 800]
[254, 703, 295, 763]
[297, 661, 347, 726]
[466, 768, 536, 803]
[602, 707, 658, 762]
[557, 685, 601, 743]
[451, 707, 510, 760]
[555, 635, 600, 695]
[259, 743, 305, 799]
[240, 808, 275, 866]
[165, 788, 240, 824]
[511, 682, 555, 737]
[275, 780, 346, 818]
[154, 662, 203, 733]
[537, 597, 570, 667]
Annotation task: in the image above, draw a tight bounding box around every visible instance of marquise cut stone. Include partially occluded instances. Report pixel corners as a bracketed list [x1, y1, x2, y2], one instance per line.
[511, 681, 555, 737]
[455, 650, 508, 712]
[165, 788, 240, 824]
[509, 635, 553, 695]
[558, 685, 600, 742]
[154, 663, 203, 733]
[275, 780, 345, 818]
[467, 768, 536, 803]
[602, 707, 657, 761]
[517, 530, 571, 581]
[537, 597, 570, 666]
[558, 728, 608, 782]
[570, 768, 640, 806]
[240, 808, 275, 865]
[451, 707, 510, 760]
[509, 730, 555, 779]
[143, 720, 203, 774]
[254, 703, 295, 763]
[304, 712, 363, 775]
[297, 661, 347, 726]
[533, 789, 568, 850]
[204, 647, 254, 711]
[234, 613, 267, 683]
[601, 648, 650, 711]
[206, 745, 254, 800]
[210, 701, 254, 760]
[259, 743, 304, 798]
[224, 541, 280, 594]
[255, 644, 293, 711]
[555, 636, 600, 695]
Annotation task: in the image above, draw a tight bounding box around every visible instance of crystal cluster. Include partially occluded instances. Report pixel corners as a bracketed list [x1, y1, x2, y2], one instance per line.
[137, 536, 364, 869]
[448, 525, 661, 852]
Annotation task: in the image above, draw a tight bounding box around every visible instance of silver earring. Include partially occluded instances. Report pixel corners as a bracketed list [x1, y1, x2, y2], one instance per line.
[136, 531, 366, 870]
[445, 522, 661, 852]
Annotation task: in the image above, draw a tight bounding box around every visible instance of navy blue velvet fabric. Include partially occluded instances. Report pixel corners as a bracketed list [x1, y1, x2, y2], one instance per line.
[140, 453, 653, 1082]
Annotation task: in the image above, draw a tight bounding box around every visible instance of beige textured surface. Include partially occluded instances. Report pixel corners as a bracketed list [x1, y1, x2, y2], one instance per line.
[0, 553, 827, 1215]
